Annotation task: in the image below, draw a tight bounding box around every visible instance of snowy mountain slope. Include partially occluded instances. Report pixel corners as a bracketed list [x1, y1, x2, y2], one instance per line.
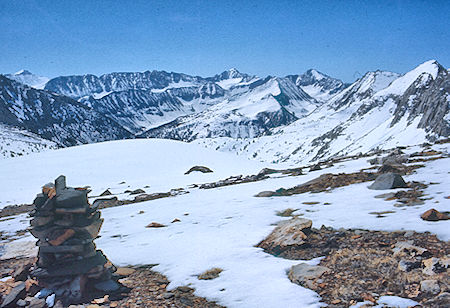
[0, 138, 266, 208]
[0, 138, 448, 307]
[0, 124, 58, 158]
[44, 70, 205, 99]
[0, 75, 132, 146]
[140, 77, 318, 140]
[286, 69, 349, 102]
[82, 83, 227, 134]
[193, 60, 449, 164]
[5, 70, 50, 89]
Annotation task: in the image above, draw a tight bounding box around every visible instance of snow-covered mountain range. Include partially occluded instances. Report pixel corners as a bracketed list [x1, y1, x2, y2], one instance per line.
[1, 60, 448, 161]
[5, 70, 49, 90]
[0, 75, 131, 150]
[194, 60, 450, 164]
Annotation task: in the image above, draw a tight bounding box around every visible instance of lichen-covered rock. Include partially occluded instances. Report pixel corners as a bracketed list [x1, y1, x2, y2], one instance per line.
[258, 218, 312, 254]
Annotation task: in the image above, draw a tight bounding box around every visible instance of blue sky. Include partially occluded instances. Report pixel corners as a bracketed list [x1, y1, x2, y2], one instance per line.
[1, 0, 449, 82]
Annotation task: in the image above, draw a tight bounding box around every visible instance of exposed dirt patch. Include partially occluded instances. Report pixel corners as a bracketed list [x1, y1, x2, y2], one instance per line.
[258, 226, 450, 307]
[0, 204, 33, 218]
[0, 258, 224, 307]
[255, 171, 378, 197]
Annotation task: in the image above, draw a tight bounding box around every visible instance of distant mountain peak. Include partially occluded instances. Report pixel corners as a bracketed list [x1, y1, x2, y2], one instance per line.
[14, 69, 33, 75]
[304, 69, 328, 81]
[6, 70, 49, 90]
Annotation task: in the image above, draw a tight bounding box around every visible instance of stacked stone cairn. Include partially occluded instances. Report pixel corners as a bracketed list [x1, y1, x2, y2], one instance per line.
[29, 175, 119, 304]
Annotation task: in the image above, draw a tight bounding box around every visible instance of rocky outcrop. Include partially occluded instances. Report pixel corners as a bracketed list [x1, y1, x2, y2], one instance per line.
[257, 218, 312, 254]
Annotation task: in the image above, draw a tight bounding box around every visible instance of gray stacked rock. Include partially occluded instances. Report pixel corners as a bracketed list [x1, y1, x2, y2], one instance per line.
[29, 175, 117, 304]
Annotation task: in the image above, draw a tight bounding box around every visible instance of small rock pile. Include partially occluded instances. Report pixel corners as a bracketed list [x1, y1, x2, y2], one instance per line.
[29, 175, 118, 305]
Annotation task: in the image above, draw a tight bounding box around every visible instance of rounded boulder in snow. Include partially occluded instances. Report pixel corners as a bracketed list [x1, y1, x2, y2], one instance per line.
[368, 173, 408, 190]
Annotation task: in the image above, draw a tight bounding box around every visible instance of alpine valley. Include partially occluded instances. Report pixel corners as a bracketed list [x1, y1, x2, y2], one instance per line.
[0, 60, 448, 162]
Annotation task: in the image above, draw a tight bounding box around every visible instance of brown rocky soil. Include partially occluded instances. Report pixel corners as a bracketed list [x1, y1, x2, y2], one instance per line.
[258, 226, 450, 307]
[0, 258, 224, 307]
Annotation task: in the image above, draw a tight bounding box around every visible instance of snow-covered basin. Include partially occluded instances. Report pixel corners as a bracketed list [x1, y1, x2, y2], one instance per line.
[0, 140, 449, 307]
[0, 139, 268, 208]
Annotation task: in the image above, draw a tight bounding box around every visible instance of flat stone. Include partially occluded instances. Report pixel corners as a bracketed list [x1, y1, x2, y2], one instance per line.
[12, 263, 31, 282]
[368, 173, 408, 190]
[254, 191, 274, 197]
[163, 292, 174, 299]
[392, 241, 427, 257]
[0, 282, 26, 308]
[27, 298, 46, 308]
[420, 279, 440, 294]
[288, 263, 330, 285]
[115, 267, 136, 276]
[177, 286, 193, 293]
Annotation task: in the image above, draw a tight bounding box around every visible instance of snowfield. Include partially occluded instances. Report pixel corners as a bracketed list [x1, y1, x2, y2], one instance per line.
[0, 139, 448, 307]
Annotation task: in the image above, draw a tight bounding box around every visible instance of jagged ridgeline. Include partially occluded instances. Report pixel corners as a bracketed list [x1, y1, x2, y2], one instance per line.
[1, 60, 449, 161]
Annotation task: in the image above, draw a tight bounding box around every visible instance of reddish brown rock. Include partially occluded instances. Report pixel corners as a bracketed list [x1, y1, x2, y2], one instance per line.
[146, 222, 167, 228]
[420, 209, 450, 221]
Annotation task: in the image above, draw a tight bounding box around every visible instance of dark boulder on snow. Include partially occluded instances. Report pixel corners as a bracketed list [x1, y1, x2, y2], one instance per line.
[368, 173, 408, 190]
[420, 208, 450, 221]
[128, 188, 145, 195]
[100, 189, 112, 196]
[184, 166, 213, 175]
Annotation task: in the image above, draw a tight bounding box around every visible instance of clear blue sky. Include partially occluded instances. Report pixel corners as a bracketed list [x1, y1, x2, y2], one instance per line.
[1, 0, 449, 82]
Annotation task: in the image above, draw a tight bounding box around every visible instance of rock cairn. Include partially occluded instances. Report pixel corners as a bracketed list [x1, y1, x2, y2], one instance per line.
[29, 175, 117, 304]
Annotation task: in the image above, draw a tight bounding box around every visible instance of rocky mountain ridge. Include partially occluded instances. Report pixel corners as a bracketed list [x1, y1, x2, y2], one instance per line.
[1, 60, 449, 162]
[193, 60, 450, 164]
[0, 75, 131, 149]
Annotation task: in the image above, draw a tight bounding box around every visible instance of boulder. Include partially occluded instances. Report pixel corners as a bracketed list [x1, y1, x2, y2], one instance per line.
[145, 222, 166, 228]
[420, 208, 450, 221]
[254, 191, 274, 197]
[309, 164, 321, 171]
[368, 173, 408, 190]
[184, 166, 213, 175]
[288, 263, 330, 288]
[381, 155, 408, 165]
[99, 189, 112, 196]
[258, 218, 312, 253]
[128, 189, 145, 195]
